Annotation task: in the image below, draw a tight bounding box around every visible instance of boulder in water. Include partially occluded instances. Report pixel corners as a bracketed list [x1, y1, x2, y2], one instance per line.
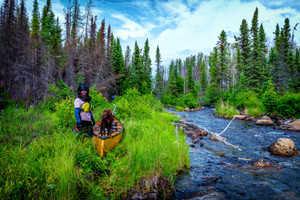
[184, 107, 191, 112]
[268, 138, 299, 156]
[252, 158, 279, 168]
[279, 120, 300, 131]
[255, 116, 274, 126]
[234, 115, 246, 120]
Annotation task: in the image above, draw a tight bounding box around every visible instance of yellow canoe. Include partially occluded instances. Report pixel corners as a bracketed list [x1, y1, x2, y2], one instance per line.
[92, 116, 124, 158]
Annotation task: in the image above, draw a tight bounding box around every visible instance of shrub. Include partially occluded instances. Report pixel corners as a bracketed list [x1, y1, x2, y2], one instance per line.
[215, 100, 239, 118]
[262, 83, 278, 114]
[54, 97, 75, 129]
[245, 107, 264, 118]
[184, 93, 198, 108]
[89, 85, 110, 109]
[115, 88, 163, 120]
[175, 106, 184, 111]
[276, 92, 300, 118]
[41, 80, 74, 111]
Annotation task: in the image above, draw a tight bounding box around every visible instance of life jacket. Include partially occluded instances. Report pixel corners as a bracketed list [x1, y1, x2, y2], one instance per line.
[75, 98, 93, 122]
[81, 102, 93, 112]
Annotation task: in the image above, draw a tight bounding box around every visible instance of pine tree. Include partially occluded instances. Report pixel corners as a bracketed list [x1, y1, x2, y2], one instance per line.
[217, 30, 229, 91]
[207, 47, 220, 104]
[248, 7, 261, 90]
[111, 37, 126, 95]
[187, 61, 194, 93]
[258, 23, 268, 83]
[141, 39, 152, 94]
[154, 45, 163, 99]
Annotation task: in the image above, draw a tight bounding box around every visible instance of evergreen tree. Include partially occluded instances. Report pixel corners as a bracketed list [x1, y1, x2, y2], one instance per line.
[238, 19, 251, 80]
[166, 60, 177, 96]
[217, 30, 230, 91]
[258, 23, 268, 83]
[187, 61, 194, 93]
[154, 45, 163, 99]
[207, 47, 220, 104]
[111, 37, 126, 95]
[141, 39, 152, 94]
[248, 7, 261, 90]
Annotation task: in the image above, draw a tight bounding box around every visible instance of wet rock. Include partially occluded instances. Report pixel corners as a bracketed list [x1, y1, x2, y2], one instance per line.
[268, 138, 299, 156]
[245, 116, 255, 121]
[209, 135, 225, 142]
[129, 175, 174, 200]
[233, 115, 246, 120]
[184, 107, 191, 112]
[185, 130, 195, 137]
[184, 107, 204, 112]
[189, 191, 226, 200]
[192, 130, 208, 138]
[217, 151, 225, 157]
[279, 120, 300, 131]
[273, 191, 300, 200]
[252, 158, 279, 168]
[192, 138, 200, 144]
[255, 116, 274, 126]
[209, 136, 218, 141]
[199, 142, 204, 147]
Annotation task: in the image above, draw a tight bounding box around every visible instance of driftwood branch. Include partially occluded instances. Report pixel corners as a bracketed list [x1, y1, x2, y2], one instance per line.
[176, 119, 241, 151]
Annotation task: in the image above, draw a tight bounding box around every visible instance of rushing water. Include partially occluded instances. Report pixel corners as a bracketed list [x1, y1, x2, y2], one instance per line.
[172, 107, 300, 200]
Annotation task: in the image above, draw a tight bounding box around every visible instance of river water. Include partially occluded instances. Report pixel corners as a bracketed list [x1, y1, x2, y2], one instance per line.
[172, 107, 300, 200]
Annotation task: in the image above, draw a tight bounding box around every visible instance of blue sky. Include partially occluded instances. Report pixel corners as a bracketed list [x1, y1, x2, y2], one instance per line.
[6, 0, 300, 67]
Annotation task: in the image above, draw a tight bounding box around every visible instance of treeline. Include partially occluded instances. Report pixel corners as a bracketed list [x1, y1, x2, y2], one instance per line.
[0, 1, 299, 116]
[0, 0, 152, 107]
[158, 8, 299, 117]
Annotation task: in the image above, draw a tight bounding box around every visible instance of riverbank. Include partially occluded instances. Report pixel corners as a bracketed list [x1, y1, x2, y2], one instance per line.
[0, 89, 190, 199]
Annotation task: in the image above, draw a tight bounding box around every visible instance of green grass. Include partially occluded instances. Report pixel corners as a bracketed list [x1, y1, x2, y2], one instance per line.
[175, 106, 184, 111]
[215, 100, 239, 118]
[0, 89, 189, 199]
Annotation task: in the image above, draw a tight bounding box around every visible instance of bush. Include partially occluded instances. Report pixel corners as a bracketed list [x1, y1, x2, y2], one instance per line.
[41, 80, 74, 111]
[183, 93, 198, 108]
[89, 85, 110, 109]
[54, 97, 75, 129]
[262, 83, 278, 114]
[115, 88, 163, 120]
[276, 92, 300, 118]
[215, 100, 239, 118]
[175, 106, 184, 111]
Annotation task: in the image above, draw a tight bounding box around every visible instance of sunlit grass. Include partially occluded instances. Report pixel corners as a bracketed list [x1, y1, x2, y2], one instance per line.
[94, 112, 189, 199]
[0, 92, 190, 199]
[215, 100, 239, 118]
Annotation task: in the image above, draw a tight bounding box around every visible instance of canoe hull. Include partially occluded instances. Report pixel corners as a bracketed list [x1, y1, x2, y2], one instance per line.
[93, 116, 124, 158]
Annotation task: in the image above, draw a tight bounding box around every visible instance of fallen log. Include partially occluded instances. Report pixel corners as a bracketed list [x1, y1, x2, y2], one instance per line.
[176, 119, 241, 151]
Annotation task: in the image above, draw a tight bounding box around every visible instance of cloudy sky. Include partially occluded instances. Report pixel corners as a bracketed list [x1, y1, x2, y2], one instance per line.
[11, 0, 300, 67]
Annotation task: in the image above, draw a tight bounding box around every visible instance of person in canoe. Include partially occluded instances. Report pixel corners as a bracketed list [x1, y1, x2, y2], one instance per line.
[74, 84, 95, 138]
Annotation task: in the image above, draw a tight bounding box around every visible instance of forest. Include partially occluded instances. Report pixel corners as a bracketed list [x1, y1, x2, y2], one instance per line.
[0, 0, 299, 198]
[0, 0, 299, 118]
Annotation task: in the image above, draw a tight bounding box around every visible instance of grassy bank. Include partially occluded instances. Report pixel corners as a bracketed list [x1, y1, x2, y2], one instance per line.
[0, 88, 189, 199]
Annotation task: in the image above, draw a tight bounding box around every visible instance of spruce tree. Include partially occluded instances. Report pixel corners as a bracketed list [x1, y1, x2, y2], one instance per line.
[249, 7, 261, 90]
[141, 39, 152, 94]
[154, 45, 163, 99]
[217, 30, 229, 91]
[258, 23, 268, 84]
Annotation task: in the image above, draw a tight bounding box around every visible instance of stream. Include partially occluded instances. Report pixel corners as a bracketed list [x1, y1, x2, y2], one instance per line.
[172, 107, 300, 200]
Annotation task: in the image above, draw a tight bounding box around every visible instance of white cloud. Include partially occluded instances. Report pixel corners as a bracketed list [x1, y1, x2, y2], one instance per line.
[148, 0, 300, 67]
[112, 14, 155, 40]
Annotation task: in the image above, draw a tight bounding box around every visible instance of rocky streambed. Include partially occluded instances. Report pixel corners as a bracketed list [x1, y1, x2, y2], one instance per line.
[172, 107, 300, 200]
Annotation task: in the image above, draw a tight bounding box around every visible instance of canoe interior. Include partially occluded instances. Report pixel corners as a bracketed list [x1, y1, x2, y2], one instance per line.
[92, 116, 124, 158]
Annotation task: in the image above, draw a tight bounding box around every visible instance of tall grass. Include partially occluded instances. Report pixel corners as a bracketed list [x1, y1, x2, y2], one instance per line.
[0, 88, 190, 199]
[92, 112, 189, 199]
[215, 100, 239, 118]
